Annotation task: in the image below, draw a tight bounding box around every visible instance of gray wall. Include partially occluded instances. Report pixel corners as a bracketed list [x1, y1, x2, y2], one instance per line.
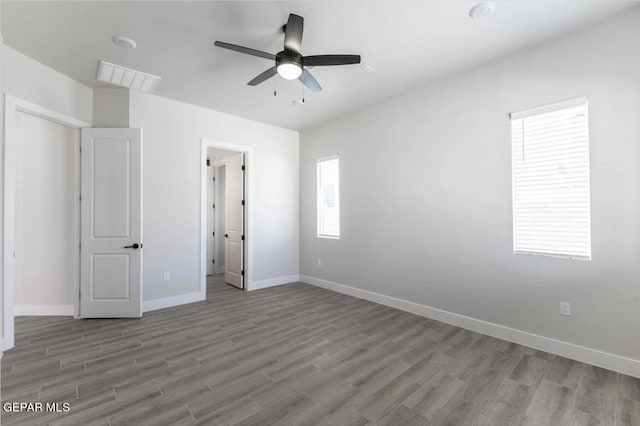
[300, 9, 640, 362]
[92, 88, 129, 128]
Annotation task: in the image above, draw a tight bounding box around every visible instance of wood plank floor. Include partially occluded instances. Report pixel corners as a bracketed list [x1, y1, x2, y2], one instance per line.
[2, 275, 639, 425]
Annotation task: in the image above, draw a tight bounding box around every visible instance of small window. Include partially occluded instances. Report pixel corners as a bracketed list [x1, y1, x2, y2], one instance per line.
[511, 97, 591, 259]
[317, 156, 340, 239]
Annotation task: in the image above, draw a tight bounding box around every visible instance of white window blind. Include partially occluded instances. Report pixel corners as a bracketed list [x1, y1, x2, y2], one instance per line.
[317, 156, 340, 238]
[511, 97, 591, 260]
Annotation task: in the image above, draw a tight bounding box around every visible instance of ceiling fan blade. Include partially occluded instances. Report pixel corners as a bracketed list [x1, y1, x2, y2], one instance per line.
[247, 67, 277, 86]
[299, 68, 322, 92]
[214, 41, 276, 61]
[303, 55, 361, 67]
[284, 14, 304, 52]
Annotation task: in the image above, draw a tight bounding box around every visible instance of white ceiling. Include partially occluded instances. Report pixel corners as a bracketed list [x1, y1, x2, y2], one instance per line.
[2, 1, 635, 130]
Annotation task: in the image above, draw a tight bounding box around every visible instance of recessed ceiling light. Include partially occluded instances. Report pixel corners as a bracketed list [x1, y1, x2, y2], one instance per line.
[113, 35, 137, 49]
[469, 1, 495, 19]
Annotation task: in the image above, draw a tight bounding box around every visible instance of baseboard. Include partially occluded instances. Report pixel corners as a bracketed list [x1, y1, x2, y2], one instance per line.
[143, 291, 205, 313]
[300, 275, 640, 379]
[14, 305, 74, 316]
[215, 265, 226, 274]
[249, 274, 300, 291]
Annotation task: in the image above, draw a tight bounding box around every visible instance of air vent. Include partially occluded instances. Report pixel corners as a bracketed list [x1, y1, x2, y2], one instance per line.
[96, 60, 161, 93]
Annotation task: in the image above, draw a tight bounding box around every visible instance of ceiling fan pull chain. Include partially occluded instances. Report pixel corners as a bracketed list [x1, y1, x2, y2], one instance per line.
[302, 73, 306, 103]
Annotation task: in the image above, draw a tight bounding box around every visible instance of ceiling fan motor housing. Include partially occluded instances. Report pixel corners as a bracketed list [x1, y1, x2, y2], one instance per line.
[276, 50, 303, 68]
[276, 50, 303, 79]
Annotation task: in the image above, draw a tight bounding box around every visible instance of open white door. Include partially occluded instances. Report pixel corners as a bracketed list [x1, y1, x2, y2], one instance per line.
[224, 153, 244, 289]
[80, 128, 142, 317]
[206, 162, 215, 275]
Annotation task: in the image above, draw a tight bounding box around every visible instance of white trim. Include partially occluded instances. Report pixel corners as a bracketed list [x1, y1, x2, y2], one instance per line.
[300, 275, 640, 379]
[510, 95, 588, 119]
[142, 292, 205, 313]
[14, 305, 74, 316]
[3, 95, 90, 351]
[200, 139, 253, 294]
[249, 275, 300, 291]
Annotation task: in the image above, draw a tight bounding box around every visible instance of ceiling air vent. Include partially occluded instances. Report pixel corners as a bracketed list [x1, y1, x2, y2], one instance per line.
[96, 60, 161, 93]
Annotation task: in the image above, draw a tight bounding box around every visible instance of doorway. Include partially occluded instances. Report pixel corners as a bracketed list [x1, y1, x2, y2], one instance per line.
[14, 111, 79, 316]
[3, 96, 90, 350]
[200, 139, 252, 294]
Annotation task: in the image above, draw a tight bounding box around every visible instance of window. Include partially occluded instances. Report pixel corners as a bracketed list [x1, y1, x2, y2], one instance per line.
[511, 97, 591, 259]
[317, 156, 340, 238]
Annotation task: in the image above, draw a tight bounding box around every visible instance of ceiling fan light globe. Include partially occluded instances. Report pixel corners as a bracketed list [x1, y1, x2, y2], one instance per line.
[277, 63, 302, 80]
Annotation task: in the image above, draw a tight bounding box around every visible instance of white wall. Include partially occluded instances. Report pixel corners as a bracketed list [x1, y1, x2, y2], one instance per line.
[129, 92, 299, 301]
[14, 112, 77, 313]
[300, 9, 640, 369]
[208, 147, 237, 164]
[2, 46, 92, 124]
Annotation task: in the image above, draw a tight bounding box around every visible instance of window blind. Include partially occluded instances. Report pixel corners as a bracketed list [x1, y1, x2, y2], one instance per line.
[317, 156, 340, 238]
[511, 97, 591, 259]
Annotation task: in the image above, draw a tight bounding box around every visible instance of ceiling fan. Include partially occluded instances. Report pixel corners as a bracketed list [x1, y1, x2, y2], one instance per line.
[214, 13, 361, 93]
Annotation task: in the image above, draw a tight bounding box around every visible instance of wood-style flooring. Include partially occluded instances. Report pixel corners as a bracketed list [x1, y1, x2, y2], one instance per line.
[1, 275, 639, 425]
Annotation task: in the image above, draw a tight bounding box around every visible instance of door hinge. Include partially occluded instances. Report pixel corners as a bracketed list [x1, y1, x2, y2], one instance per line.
[213, 176, 215, 182]
[212, 231, 215, 236]
[241, 200, 245, 206]
[241, 165, 245, 171]
[206, 159, 210, 166]
[212, 204, 215, 209]
[241, 235, 245, 241]
[212, 259, 215, 264]
[241, 270, 245, 276]
[79, 195, 82, 202]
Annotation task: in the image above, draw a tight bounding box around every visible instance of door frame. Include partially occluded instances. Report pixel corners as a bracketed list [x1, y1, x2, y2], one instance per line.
[3, 95, 90, 350]
[200, 139, 252, 292]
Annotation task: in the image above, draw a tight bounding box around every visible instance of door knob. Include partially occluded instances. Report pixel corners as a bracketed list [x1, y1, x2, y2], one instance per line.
[124, 243, 140, 249]
[224, 234, 229, 238]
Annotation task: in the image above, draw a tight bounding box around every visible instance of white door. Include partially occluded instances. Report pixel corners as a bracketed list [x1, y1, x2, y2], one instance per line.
[80, 128, 143, 317]
[224, 153, 244, 288]
[206, 162, 215, 275]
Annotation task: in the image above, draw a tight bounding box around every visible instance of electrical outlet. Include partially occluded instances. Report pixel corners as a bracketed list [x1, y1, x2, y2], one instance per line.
[163, 272, 170, 281]
[560, 302, 571, 317]
[317, 258, 322, 266]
